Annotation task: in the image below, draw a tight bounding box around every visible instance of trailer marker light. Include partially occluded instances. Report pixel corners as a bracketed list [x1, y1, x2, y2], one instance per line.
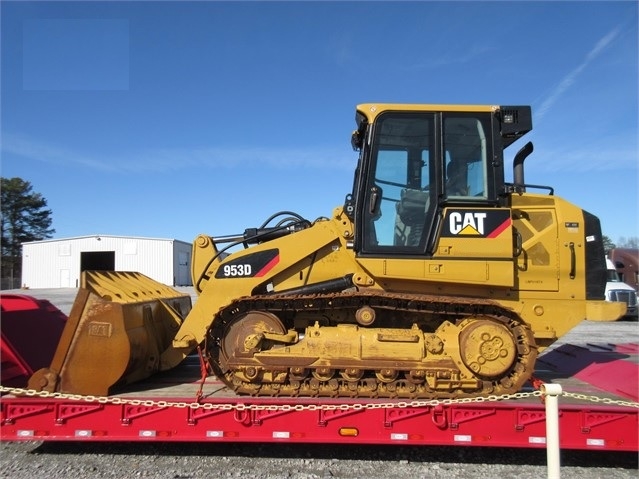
[75, 430, 92, 437]
[586, 438, 605, 447]
[454, 434, 472, 442]
[17, 430, 34, 437]
[207, 430, 224, 438]
[139, 430, 156, 437]
[339, 427, 359, 437]
[273, 431, 290, 439]
[529, 436, 546, 444]
[474, 435, 491, 442]
[390, 433, 408, 441]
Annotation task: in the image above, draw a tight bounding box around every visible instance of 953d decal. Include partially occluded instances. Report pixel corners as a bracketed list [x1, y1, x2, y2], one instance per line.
[441, 209, 511, 238]
[215, 248, 280, 279]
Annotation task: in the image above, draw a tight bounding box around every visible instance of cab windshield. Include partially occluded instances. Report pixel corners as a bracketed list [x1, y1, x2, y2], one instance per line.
[360, 111, 493, 253]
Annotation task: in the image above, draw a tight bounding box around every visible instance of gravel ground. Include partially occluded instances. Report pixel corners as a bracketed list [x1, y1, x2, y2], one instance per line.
[1, 440, 638, 478]
[1, 288, 638, 478]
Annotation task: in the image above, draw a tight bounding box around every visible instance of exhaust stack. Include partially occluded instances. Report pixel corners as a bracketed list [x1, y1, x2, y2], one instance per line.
[513, 141, 534, 191]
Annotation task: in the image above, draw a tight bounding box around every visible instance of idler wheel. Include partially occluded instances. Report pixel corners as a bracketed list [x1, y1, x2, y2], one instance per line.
[221, 311, 287, 364]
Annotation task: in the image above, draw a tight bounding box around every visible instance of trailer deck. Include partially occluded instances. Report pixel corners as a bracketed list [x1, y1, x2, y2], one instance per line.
[1, 341, 637, 451]
[1, 292, 638, 451]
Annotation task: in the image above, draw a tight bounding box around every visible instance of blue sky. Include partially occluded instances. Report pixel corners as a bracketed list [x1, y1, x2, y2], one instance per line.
[2, 1, 637, 246]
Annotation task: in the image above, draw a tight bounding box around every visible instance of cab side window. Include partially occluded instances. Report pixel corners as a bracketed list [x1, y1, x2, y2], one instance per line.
[444, 116, 489, 199]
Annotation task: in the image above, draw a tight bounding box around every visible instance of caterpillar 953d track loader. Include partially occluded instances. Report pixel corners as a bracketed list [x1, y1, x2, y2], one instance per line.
[29, 103, 625, 399]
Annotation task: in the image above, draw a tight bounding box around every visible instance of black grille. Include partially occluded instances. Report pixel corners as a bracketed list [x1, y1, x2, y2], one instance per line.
[609, 290, 638, 306]
[583, 210, 606, 300]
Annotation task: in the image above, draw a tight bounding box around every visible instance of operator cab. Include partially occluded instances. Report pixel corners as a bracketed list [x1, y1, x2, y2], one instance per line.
[347, 104, 531, 256]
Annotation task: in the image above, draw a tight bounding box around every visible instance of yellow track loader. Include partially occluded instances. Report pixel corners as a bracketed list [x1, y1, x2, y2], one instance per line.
[29, 104, 625, 398]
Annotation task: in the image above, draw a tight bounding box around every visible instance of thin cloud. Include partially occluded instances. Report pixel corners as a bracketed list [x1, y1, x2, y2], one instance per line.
[536, 27, 621, 121]
[140, 145, 354, 173]
[527, 142, 637, 173]
[403, 44, 495, 72]
[1, 133, 353, 174]
[1, 133, 117, 172]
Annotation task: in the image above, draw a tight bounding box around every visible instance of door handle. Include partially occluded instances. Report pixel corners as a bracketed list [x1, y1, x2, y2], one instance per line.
[369, 186, 381, 215]
[569, 242, 576, 279]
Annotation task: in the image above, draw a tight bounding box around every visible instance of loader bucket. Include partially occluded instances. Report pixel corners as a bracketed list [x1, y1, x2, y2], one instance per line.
[28, 271, 192, 396]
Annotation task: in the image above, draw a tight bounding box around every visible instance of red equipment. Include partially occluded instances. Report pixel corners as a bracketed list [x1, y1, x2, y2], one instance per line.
[1, 294, 67, 388]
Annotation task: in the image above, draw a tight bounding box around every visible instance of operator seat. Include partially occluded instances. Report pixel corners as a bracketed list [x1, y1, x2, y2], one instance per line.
[447, 161, 468, 196]
[395, 188, 429, 247]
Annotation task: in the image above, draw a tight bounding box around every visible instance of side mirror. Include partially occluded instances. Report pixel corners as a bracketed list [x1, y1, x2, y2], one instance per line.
[351, 130, 362, 151]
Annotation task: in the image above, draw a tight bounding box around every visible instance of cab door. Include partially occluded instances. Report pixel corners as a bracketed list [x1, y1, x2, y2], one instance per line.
[357, 111, 438, 255]
[355, 110, 515, 289]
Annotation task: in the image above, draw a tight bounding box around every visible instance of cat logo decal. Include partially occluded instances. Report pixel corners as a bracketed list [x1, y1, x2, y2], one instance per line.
[442, 209, 511, 238]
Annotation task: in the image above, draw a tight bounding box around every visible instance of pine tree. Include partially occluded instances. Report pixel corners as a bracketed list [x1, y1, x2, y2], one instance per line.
[1, 177, 55, 288]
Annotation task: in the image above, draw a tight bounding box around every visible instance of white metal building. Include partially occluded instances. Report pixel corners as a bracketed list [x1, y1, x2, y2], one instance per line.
[21, 235, 193, 288]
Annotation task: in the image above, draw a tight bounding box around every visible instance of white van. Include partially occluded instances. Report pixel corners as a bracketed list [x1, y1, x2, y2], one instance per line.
[605, 258, 638, 319]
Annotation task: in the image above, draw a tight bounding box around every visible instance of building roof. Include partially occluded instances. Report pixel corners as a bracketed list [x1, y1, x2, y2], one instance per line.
[22, 234, 191, 246]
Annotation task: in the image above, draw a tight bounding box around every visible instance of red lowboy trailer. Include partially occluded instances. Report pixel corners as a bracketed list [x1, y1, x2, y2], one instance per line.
[1, 292, 637, 451]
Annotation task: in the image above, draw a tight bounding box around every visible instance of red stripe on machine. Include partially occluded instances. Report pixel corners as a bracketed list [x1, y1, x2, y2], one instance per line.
[487, 218, 511, 238]
[255, 255, 280, 277]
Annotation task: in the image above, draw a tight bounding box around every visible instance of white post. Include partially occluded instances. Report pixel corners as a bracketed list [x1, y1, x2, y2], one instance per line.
[540, 383, 563, 479]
